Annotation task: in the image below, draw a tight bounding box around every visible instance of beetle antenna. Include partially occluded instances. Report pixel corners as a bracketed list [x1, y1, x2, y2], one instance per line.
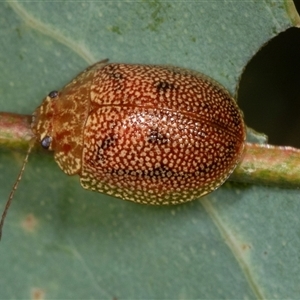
[0, 141, 34, 240]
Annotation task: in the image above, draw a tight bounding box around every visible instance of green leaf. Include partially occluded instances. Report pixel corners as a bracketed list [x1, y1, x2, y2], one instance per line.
[0, 1, 299, 299]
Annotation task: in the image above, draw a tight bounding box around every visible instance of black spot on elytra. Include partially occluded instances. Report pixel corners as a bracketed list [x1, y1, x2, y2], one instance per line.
[110, 72, 124, 80]
[146, 165, 170, 178]
[111, 165, 174, 179]
[96, 135, 117, 161]
[231, 112, 243, 127]
[201, 103, 210, 110]
[148, 129, 169, 145]
[155, 81, 175, 92]
[105, 65, 124, 80]
[225, 140, 239, 156]
[101, 135, 116, 150]
[198, 162, 217, 174]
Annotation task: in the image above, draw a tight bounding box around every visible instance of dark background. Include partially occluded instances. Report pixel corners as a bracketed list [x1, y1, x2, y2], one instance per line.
[237, 0, 300, 147]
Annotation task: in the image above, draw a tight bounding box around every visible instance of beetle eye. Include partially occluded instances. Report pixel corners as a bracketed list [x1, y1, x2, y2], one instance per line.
[48, 91, 58, 98]
[41, 136, 52, 149]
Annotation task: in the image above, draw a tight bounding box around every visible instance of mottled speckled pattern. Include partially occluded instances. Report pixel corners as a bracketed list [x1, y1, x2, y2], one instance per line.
[31, 60, 245, 205]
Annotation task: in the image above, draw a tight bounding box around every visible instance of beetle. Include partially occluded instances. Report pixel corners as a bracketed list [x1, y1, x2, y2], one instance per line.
[32, 59, 245, 204]
[0, 59, 245, 238]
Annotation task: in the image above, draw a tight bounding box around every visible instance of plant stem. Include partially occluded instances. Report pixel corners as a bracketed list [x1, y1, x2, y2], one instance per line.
[0, 112, 34, 150]
[231, 143, 300, 188]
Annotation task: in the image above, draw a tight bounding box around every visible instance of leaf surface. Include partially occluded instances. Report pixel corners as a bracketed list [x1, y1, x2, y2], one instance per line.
[0, 1, 299, 299]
